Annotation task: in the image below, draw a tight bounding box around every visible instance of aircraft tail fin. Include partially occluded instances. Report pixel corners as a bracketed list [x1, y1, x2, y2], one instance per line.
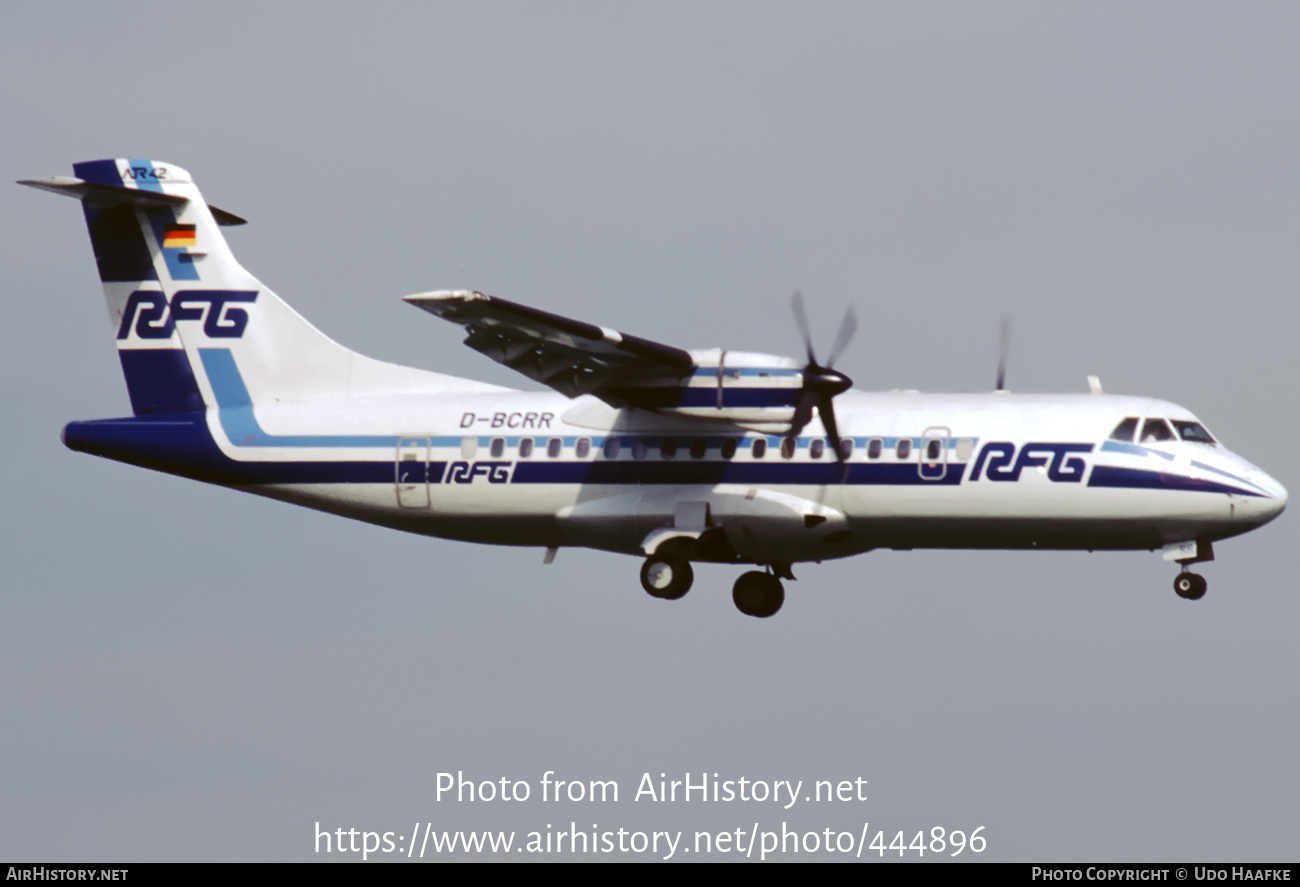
[21, 158, 485, 417]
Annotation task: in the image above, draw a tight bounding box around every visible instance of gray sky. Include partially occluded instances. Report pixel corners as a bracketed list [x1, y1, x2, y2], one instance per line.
[3, 1, 1298, 861]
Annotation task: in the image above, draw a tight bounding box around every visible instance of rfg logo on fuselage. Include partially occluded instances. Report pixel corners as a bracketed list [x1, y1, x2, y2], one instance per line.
[117, 290, 258, 340]
[445, 461, 513, 484]
[969, 442, 1095, 482]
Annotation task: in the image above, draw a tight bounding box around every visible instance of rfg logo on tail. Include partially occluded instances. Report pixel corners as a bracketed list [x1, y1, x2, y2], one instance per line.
[117, 290, 258, 340]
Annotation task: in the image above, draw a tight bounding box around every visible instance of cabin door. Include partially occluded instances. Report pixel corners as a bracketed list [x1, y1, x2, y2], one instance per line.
[396, 436, 431, 508]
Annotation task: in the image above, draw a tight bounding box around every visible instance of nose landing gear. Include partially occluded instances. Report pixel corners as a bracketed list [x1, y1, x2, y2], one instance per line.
[1167, 539, 1212, 601]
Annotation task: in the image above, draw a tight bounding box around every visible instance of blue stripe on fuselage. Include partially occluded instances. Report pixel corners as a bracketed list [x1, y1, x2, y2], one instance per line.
[1087, 465, 1262, 497]
[62, 414, 415, 485]
[1100, 439, 1264, 493]
[606, 385, 800, 409]
[63, 409, 968, 488]
[200, 349, 404, 447]
[689, 367, 801, 378]
[513, 460, 964, 486]
[79, 348, 1268, 496]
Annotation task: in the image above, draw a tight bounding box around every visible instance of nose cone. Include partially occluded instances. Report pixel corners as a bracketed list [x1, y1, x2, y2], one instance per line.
[1240, 467, 1287, 528]
[1213, 447, 1287, 530]
[1259, 474, 1288, 521]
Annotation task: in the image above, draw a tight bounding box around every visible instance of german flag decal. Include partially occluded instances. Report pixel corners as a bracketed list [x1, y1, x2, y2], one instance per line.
[162, 224, 196, 248]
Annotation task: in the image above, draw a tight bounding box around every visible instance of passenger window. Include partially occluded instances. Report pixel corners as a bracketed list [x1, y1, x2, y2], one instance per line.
[781, 438, 796, 459]
[690, 438, 706, 459]
[518, 438, 533, 458]
[547, 438, 562, 458]
[1109, 417, 1138, 442]
[602, 437, 619, 459]
[867, 439, 883, 460]
[1171, 420, 1216, 445]
[721, 439, 738, 460]
[752, 439, 767, 459]
[926, 439, 942, 461]
[809, 439, 824, 459]
[632, 439, 649, 460]
[575, 438, 591, 458]
[661, 438, 677, 459]
[896, 439, 912, 460]
[955, 438, 974, 462]
[461, 436, 478, 459]
[1140, 418, 1174, 443]
[839, 439, 854, 460]
[490, 438, 505, 458]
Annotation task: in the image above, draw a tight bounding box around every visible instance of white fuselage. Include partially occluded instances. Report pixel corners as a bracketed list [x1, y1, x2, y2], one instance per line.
[184, 385, 1285, 564]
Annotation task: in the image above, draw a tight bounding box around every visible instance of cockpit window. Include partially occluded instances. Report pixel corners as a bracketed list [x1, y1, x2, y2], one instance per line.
[1171, 420, 1216, 445]
[1109, 417, 1138, 442]
[1140, 418, 1175, 443]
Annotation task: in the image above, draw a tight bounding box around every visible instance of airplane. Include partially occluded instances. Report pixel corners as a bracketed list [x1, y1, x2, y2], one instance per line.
[20, 158, 1288, 617]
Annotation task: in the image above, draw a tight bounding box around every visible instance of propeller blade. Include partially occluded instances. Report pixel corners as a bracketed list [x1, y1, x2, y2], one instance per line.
[791, 291, 817, 366]
[818, 392, 846, 463]
[825, 305, 858, 369]
[787, 293, 857, 476]
[788, 389, 818, 441]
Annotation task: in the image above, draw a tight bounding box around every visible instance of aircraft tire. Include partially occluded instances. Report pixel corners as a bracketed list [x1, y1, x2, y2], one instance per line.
[641, 557, 693, 600]
[733, 571, 784, 618]
[1173, 573, 1207, 600]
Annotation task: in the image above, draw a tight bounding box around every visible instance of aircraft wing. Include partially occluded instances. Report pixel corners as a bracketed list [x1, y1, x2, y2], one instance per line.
[405, 290, 695, 403]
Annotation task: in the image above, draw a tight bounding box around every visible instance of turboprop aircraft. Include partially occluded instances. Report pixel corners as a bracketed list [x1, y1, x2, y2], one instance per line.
[21, 159, 1287, 617]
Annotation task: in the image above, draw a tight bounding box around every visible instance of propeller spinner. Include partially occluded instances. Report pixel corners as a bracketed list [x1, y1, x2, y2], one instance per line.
[788, 292, 857, 463]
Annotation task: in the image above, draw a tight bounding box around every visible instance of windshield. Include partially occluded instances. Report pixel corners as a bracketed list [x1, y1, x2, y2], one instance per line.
[1171, 420, 1217, 445]
[1140, 418, 1175, 443]
[1109, 417, 1138, 442]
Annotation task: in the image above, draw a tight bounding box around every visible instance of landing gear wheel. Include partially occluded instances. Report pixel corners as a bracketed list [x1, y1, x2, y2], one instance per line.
[1173, 572, 1207, 600]
[732, 571, 784, 618]
[640, 557, 693, 600]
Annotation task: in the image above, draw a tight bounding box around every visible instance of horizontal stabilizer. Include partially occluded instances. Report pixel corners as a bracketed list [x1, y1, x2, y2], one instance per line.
[18, 176, 246, 226]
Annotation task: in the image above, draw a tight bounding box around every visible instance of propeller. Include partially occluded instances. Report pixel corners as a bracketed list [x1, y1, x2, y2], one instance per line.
[788, 292, 857, 463]
[995, 313, 1011, 391]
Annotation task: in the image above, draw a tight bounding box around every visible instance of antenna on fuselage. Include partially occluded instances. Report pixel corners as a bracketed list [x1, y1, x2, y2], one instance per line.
[995, 313, 1011, 392]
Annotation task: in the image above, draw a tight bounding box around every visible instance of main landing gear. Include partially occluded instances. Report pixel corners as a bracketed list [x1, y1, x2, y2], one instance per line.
[640, 556, 693, 600]
[638, 557, 787, 617]
[1173, 571, 1207, 600]
[732, 571, 784, 618]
